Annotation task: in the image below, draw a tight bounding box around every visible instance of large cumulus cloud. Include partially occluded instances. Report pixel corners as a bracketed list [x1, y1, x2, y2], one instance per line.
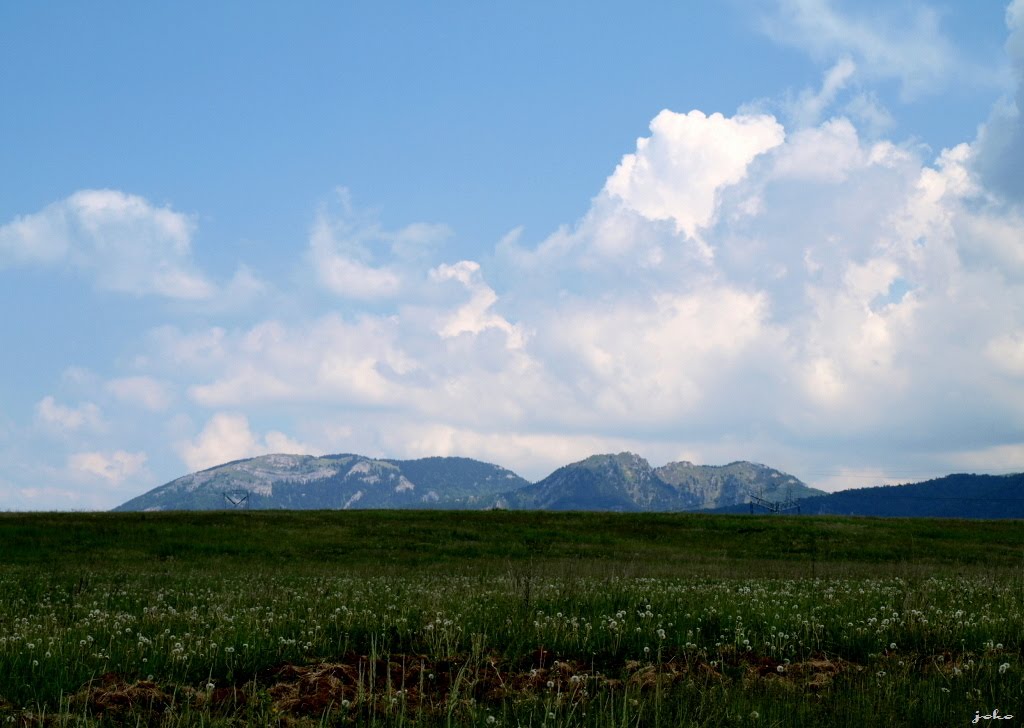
[129, 96, 1023, 485]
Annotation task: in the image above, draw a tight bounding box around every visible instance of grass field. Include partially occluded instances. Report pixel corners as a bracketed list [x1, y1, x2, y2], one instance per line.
[1, 510, 1022, 726]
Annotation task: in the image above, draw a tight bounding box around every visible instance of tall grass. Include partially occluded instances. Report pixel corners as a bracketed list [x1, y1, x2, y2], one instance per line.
[1, 510, 1022, 725]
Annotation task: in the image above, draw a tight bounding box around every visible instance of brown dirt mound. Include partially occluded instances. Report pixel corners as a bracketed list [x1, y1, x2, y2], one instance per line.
[68, 672, 184, 719]
[30, 651, 861, 725]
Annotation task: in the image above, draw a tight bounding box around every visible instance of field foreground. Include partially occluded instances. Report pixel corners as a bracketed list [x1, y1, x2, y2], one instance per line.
[1, 510, 1022, 726]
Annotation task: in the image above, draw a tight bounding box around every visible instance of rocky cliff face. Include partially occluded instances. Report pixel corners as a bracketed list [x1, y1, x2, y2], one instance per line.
[654, 460, 821, 509]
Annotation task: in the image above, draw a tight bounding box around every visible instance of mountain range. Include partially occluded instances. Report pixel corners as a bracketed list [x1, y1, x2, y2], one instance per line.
[114, 452, 1023, 519]
[113, 452, 822, 513]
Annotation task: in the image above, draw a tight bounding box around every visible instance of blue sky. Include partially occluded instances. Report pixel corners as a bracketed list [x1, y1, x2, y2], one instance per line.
[2, 1, 1023, 509]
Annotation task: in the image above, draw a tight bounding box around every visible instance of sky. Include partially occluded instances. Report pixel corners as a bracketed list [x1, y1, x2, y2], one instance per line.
[1, 0, 1023, 510]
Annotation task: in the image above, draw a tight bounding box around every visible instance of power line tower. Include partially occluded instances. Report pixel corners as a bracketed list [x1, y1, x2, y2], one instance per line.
[222, 489, 250, 510]
[748, 483, 802, 514]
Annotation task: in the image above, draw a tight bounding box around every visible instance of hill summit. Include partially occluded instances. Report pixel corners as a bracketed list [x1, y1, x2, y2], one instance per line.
[496, 453, 821, 511]
[113, 453, 529, 512]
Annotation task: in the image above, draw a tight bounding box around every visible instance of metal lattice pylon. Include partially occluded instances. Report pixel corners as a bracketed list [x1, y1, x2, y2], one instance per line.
[222, 490, 250, 509]
[748, 493, 801, 514]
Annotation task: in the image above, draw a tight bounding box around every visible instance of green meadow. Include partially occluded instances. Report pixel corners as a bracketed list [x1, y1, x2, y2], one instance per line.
[1, 510, 1022, 726]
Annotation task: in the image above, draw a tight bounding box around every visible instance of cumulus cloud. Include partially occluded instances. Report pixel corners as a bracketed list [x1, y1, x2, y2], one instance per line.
[973, 0, 1024, 201]
[68, 450, 147, 485]
[310, 224, 402, 299]
[987, 331, 1024, 377]
[0, 190, 214, 299]
[182, 316, 414, 409]
[35, 396, 104, 434]
[176, 412, 318, 472]
[605, 109, 785, 249]
[133, 95, 1024, 488]
[500, 109, 785, 273]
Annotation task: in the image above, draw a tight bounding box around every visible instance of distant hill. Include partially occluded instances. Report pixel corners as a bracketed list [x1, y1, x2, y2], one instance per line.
[495, 452, 697, 511]
[492, 452, 823, 512]
[793, 473, 1024, 519]
[114, 451, 823, 513]
[707, 473, 1024, 519]
[655, 460, 821, 509]
[113, 454, 529, 512]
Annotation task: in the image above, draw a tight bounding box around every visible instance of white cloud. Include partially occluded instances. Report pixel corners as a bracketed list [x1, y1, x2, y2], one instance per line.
[125, 100, 1024, 486]
[105, 376, 173, 412]
[973, 0, 1024, 201]
[0, 190, 214, 299]
[787, 57, 857, 128]
[190, 265, 270, 314]
[183, 316, 414, 409]
[18, 26, 1019, 495]
[430, 261, 524, 347]
[842, 92, 895, 136]
[145, 326, 227, 370]
[950, 442, 1024, 473]
[176, 412, 317, 472]
[604, 109, 785, 246]
[987, 332, 1024, 377]
[35, 396, 104, 434]
[368, 422, 671, 482]
[771, 117, 870, 182]
[761, 0, 961, 100]
[310, 230, 402, 299]
[68, 450, 147, 485]
[307, 188, 451, 299]
[531, 288, 776, 423]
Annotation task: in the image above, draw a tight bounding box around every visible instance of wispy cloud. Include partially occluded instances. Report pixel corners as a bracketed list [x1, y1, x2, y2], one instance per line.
[105, 377, 173, 412]
[760, 0, 961, 100]
[307, 188, 450, 299]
